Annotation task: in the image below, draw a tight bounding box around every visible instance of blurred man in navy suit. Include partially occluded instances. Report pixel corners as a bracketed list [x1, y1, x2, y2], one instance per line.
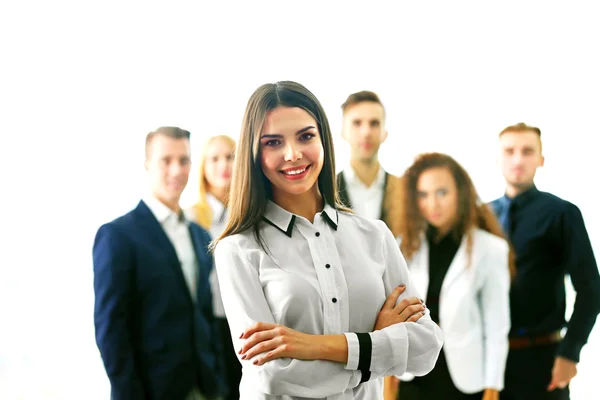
[93, 126, 225, 400]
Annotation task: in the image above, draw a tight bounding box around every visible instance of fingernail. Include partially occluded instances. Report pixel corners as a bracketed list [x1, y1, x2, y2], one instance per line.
[238, 348, 242, 354]
[239, 332, 244, 338]
[241, 354, 247, 360]
[253, 359, 258, 365]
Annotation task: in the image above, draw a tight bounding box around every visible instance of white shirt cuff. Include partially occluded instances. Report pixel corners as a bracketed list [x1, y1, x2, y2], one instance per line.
[343, 332, 360, 370]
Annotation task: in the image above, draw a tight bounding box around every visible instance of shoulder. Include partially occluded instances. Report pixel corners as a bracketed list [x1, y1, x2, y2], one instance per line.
[473, 228, 509, 254]
[214, 229, 259, 256]
[538, 191, 579, 213]
[337, 211, 391, 238]
[95, 208, 137, 238]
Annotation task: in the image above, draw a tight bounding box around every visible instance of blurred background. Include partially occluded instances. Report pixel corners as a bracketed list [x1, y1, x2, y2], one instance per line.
[1, 1, 598, 398]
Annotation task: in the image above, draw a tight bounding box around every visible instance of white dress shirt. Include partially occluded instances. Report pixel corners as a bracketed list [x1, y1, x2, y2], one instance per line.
[214, 201, 444, 400]
[144, 195, 198, 302]
[342, 166, 386, 220]
[206, 193, 229, 241]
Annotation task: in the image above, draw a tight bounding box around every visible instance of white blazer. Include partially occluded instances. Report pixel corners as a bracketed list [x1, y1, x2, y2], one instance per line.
[398, 228, 511, 393]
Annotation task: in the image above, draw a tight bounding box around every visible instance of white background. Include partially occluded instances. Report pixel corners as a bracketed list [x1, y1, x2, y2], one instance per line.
[0, 1, 598, 398]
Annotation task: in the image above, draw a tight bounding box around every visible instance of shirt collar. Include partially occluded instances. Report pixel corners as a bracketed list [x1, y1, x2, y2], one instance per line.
[505, 184, 539, 209]
[343, 164, 386, 188]
[262, 200, 339, 237]
[142, 194, 186, 224]
[206, 192, 226, 220]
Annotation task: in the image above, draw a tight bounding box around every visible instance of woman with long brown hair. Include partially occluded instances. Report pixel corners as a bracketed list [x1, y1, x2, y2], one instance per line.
[392, 152, 513, 400]
[211, 81, 444, 399]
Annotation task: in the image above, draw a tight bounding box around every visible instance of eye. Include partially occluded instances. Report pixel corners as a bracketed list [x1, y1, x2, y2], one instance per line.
[300, 132, 315, 141]
[264, 139, 281, 147]
[417, 192, 427, 199]
[436, 188, 448, 197]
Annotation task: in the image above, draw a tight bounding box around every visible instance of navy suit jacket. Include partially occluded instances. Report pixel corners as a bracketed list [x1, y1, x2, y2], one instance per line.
[93, 200, 225, 400]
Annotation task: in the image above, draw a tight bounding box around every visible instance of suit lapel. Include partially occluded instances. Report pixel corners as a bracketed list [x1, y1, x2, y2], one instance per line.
[189, 225, 210, 302]
[409, 240, 430, 298]
[135, 201, 194, 305]
[440, 235, 468, 296]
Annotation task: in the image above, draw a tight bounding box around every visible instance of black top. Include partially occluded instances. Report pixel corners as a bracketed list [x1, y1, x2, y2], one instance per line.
[425, 226, 461, 324]
[490, 185, 600, 362]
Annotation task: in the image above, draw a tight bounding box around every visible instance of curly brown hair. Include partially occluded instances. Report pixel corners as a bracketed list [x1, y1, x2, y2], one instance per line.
[389, 152, 515, 277]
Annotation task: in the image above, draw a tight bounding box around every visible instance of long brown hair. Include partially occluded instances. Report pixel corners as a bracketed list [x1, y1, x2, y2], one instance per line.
[395, 152, 515, 277]
[211, 81, 348, 251]
[192, 134, 236, 229]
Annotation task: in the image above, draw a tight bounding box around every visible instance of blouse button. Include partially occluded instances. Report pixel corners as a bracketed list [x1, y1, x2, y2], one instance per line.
[325, 264, 331, 269]
[315, 232, 320, 237]
[332, 298, 337, 303]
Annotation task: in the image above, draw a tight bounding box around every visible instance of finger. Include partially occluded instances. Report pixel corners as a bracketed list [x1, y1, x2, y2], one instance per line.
[241, 321, 277, 339]
[382, 285, 406, 310]
[406, 311, 425, 323]
[242, 337, 278, 361]
[240, 329, 277, 354]
[399, 303, 426, 322]
[392, 296, 422, 313]
[253, 345, 285, 366]
[547, 379, 557, 391]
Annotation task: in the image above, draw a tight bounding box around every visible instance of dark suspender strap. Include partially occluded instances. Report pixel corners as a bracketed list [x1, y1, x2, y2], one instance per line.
[379, 172, 389, 221]
[337, 172, 352, 209]
[356, 332, 372, 383]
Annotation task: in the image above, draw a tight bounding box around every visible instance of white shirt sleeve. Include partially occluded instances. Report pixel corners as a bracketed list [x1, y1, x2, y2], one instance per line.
[344, 222, 444, 378]
[481, 240, 511, 390]
[214, 239, 362, 397]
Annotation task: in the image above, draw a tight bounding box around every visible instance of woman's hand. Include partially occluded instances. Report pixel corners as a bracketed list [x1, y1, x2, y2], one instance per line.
[238, 322, 348, 366]
[482, 388, 499, 400]
[375, 285, 426, 330]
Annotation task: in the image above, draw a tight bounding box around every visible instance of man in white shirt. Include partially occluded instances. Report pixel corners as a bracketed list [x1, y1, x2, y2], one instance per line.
[337, 91, 396, 228]
[93, 127, 225, 400]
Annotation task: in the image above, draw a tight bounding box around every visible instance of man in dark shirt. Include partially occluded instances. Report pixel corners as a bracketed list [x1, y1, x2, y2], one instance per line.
[490, 122, 600, 400]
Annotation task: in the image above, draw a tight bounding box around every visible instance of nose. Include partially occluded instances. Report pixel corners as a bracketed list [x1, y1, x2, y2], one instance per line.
[359, 124, 372, 138]
[284, 142, 302, 162]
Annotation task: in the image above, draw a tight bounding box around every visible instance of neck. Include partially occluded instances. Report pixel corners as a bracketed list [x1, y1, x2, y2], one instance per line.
[505, 182, 534, 199]
[272, 185, 323, 223]
[208, 187, 228, 204]
[350, 157, 381, 187]
[155, 193, 181, 214]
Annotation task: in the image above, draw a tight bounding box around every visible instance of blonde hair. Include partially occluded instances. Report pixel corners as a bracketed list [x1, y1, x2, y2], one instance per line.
[192, 134, 236, 230]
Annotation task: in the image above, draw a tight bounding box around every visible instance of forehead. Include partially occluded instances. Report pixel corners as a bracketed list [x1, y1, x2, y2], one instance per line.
[148, 134, 190, 157]
[262, 106, 317, 134]
[417, 167, 455, 188]
[499, 131, 541, 149]
[206, 138, 234, 154]
[343, 101, 385, 121]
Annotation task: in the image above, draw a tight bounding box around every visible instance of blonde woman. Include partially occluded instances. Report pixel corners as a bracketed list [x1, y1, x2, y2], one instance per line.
[188, 134, 239, 400]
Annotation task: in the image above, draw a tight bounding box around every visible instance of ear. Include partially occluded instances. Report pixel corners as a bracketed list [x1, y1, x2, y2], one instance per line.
[540, 155, 545, 167]
[341, 127, 349, 142]
[381, 129, 389, 143]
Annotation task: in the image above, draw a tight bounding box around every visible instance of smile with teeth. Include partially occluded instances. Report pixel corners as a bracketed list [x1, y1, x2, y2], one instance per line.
[281, 165, 310, 175]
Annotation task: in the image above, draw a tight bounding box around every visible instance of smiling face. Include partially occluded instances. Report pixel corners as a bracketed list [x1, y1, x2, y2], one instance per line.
[259, 106, 324, 200]
[145, 134, 191, 210]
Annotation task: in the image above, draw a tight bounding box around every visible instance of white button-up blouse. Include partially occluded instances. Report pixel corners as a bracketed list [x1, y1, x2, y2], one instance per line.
[214, 201, 444, 399]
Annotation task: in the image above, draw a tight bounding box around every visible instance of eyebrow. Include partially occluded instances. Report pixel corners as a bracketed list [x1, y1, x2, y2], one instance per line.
[261, 125, 316, 139]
